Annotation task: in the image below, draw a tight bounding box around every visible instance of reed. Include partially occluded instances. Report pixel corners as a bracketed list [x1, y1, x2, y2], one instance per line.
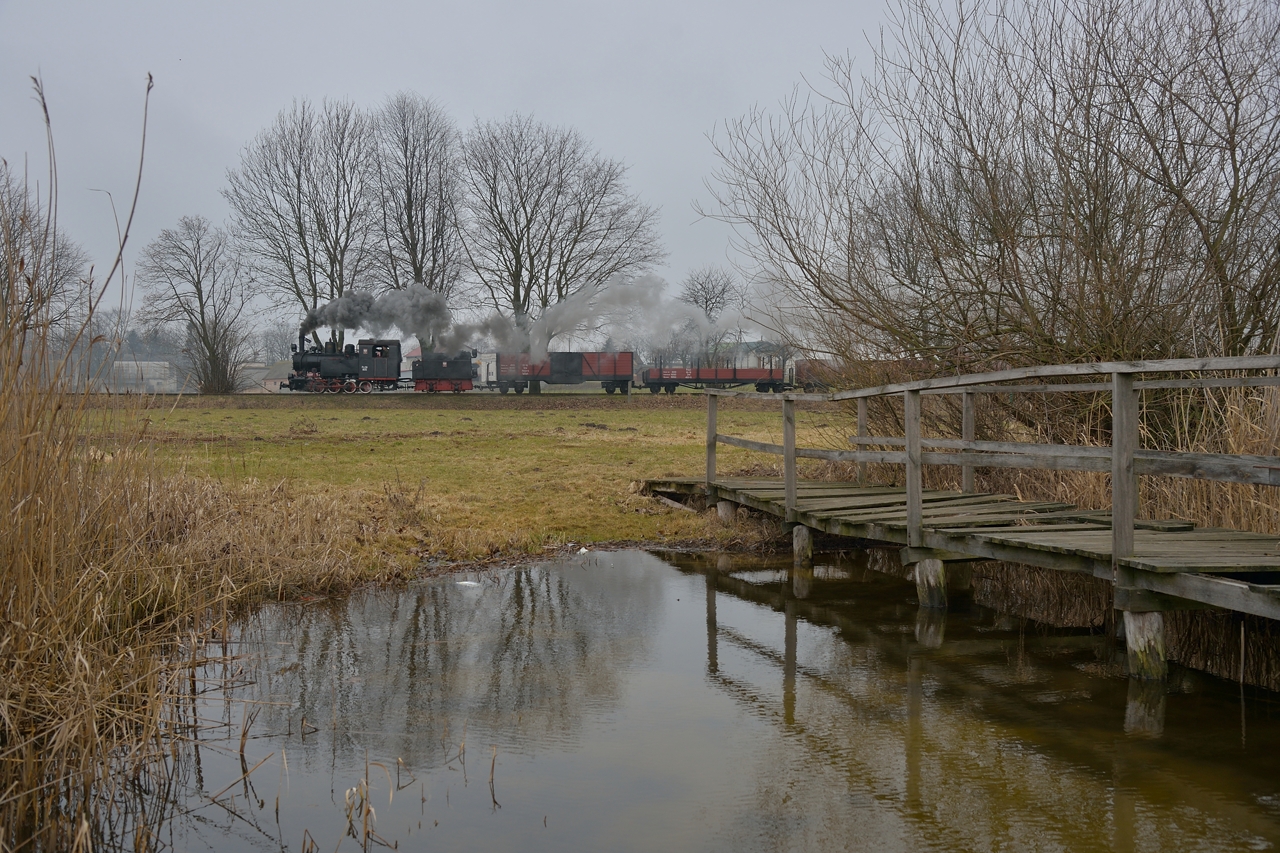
[0, 94, 376, 851]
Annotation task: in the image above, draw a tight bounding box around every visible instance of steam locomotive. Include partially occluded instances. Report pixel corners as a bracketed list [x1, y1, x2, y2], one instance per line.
[283, 334, 474, 393]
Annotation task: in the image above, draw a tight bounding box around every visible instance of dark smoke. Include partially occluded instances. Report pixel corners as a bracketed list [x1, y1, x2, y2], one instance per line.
[300, 285, 453, 347]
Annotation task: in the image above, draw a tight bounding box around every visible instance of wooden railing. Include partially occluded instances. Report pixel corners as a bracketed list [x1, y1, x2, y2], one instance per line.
[705, 356, 1280, 568]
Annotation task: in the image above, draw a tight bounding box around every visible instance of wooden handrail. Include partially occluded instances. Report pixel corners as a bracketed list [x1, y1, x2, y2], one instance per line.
[830, 355, 1280, 400]
[702, 356, 1280, 557]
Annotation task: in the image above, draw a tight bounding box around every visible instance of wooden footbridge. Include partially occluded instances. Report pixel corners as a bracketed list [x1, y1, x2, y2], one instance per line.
[644, 356, 1280, 680]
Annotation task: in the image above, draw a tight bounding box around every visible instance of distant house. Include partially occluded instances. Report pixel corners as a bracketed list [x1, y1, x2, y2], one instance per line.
[100, 360, 180, 394]
[241, 361, 295, 393]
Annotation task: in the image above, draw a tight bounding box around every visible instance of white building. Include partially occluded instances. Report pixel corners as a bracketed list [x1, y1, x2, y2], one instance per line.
[101, 360, 181, 394]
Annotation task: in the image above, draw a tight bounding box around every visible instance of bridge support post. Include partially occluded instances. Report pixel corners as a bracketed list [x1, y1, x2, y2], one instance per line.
[1124, 676, 1166, 737]
[1123, 611, 1167, 681]
[961, 391, 976, 493]
[716, 501, 736, 525]
[904, 389, 923, 548]
[705, 393, 717, 498]
[856, 398, 868, 487]
[914, 606, 946, 649]
[914, 558, 947, 609]
[792, 524, 813, 568]
[783, 396, 797, 521]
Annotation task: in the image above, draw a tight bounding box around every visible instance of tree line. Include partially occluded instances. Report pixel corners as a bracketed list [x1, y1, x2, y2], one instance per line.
[4, 95, 679, 392]
[703, 0, 1280, 379]
[163, 95, 672, 390]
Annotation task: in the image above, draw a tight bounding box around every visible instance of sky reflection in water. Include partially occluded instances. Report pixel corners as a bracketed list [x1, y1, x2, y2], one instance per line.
[172, 550, 1280, 852]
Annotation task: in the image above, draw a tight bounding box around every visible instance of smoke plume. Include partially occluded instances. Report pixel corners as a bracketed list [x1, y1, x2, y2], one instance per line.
[300, 285, 454, 347]
[299, 276, 725, 356]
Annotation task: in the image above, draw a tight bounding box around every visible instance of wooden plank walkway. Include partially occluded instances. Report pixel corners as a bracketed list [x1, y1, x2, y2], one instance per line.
[645, 476, 1280, 620]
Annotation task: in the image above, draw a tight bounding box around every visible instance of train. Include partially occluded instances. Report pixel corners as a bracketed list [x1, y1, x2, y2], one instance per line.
[636, 361, 834, 394]
[474, 351, 634, 394]
[283, 335, 474, 393]
[638, 366, 787, 394]
[283, 333, 828, 395]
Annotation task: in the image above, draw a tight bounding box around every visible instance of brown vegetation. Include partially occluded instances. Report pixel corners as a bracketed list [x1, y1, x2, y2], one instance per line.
[0, 88, 400, 851]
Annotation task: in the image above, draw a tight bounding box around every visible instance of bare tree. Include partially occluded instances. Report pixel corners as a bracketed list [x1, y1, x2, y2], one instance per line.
[678, 264, 745, 366]
[679, 265, 742, 321]
[372, 93, 465, 301]
[702, 0, 1280, 376]
[460, 114, 665, 342]
[136, 216, 252, 393]
[250, 320, 301, 364]
[0, 161, 89, 333]
[224, 99, 376, 346]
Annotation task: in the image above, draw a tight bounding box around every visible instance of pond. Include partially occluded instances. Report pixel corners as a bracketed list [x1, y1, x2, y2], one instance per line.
[165, 550, 1280, 851]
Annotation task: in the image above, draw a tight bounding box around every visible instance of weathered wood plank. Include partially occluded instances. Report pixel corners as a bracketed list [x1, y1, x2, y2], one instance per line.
[1129, 573, 1280, 621]
[828, 500, 1072, 524]
[937, 376, 1280, 395]
[830, 355, 1280, 400]
[651, 473, 1280, 617]
[933, 523, 1110, 533]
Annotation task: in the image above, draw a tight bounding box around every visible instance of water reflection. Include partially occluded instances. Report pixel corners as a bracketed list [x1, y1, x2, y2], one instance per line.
[166, 550, 1280, 852]
[245, 562, 663, 769]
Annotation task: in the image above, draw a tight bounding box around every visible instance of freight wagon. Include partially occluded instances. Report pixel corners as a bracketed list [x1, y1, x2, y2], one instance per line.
[474, 352, 634, 394]
[639, 366, 788, 394]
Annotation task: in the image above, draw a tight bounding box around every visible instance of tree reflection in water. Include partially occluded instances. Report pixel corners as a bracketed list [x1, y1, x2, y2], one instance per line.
[235, 559, 663, 772]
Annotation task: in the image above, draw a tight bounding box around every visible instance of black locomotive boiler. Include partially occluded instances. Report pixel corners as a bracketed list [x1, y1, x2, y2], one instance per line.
[284, 333, 402, 393]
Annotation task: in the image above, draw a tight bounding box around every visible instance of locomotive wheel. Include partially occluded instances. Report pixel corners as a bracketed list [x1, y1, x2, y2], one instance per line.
[343, 380, 357, 393]
[665, 384, 676, 395]
[514, 385, 524, 394]
[359, 380, 373, 394]
[498, 383, 509, 394]
[649, 384, 659, 394]
[605, 384, 615, 394]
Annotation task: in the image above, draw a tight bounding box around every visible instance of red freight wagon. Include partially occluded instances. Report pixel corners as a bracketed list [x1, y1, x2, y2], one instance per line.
[475, 351, 634, 394]
[639, 366, 788, 394]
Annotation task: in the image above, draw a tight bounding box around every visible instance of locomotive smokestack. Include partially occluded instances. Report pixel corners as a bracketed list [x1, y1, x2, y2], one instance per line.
[298, 329, 307, 353]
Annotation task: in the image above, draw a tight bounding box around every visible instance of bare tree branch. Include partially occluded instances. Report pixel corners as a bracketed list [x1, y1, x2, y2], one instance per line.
[136, 216, 252, 393]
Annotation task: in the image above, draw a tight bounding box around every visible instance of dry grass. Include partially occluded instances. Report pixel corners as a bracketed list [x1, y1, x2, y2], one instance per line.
[134, 394, 796, 563]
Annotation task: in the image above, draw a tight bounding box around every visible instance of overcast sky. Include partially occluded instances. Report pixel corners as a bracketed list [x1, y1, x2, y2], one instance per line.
[0, 0, 885, 322]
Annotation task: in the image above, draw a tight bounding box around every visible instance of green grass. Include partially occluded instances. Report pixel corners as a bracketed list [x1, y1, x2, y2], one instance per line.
[133, 393, 832, 563]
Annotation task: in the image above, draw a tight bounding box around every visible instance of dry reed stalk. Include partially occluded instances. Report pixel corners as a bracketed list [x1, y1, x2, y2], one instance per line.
[0, 85, 380, 852]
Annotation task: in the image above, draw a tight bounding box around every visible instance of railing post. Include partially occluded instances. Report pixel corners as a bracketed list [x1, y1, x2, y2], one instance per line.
[857, 397, 868, 487]
[706, 392, 718, 499]
[961, 391, 976, 493]
[1111, 372, 1137, 565]
[905, 389, 923, 548]
[784, 396, 797, 520]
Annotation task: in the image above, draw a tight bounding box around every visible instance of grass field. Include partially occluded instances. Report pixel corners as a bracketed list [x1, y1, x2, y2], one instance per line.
[134, 391, 833, 570]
